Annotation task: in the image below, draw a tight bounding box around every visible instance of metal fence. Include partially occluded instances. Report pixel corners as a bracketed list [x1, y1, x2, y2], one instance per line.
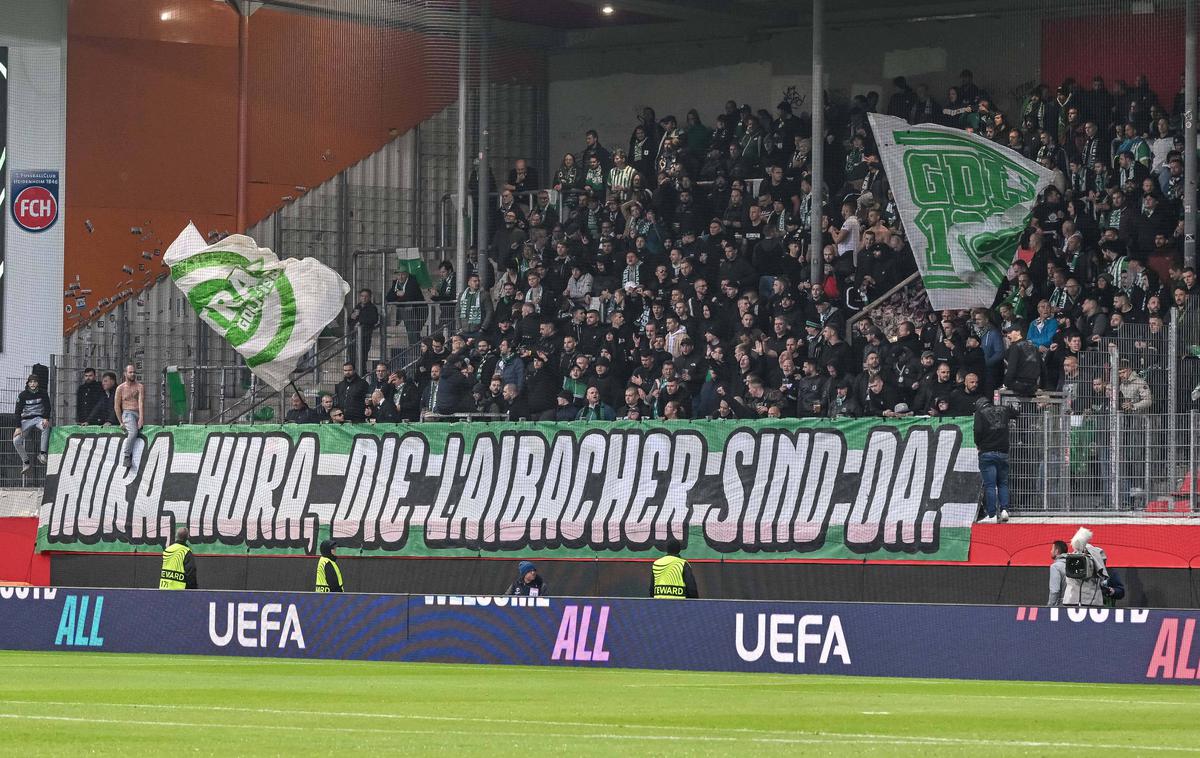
[350, 250, 459, 371]
[1007, 394, 1198, 516]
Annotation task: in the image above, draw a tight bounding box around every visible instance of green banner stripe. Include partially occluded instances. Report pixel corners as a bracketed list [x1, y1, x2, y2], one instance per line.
[35, 523, 973, 562]
[169, 250, 253, 281]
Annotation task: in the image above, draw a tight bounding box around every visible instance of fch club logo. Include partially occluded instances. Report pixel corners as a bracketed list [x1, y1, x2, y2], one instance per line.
[11, 169, 59, 232]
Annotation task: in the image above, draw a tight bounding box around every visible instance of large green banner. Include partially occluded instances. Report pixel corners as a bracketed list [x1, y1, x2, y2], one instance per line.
[38, 418, 979, 561]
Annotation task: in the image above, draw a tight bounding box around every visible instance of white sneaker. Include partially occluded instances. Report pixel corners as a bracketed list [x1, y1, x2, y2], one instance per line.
[978, 516, 997, 524]
[37, 453, 46, 465]
[20, 462, 30, 474]
[998, 509, 1010, 523]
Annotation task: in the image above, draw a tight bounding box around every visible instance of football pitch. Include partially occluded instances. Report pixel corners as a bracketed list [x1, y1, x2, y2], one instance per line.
[1, 651, 1198, 756]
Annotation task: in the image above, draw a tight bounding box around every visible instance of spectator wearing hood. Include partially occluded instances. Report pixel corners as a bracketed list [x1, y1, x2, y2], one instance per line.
[508, 560, 547, 596]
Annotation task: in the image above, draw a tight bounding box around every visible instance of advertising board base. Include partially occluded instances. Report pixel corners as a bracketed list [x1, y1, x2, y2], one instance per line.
[2, 587, 1198, 686]
[47, 552, 1198, 609]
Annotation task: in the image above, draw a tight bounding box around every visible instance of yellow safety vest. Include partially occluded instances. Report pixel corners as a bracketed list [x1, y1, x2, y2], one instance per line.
[159, 542, 191, 590]
[651, 554, 688, 599]
[315, 556, 343, 592]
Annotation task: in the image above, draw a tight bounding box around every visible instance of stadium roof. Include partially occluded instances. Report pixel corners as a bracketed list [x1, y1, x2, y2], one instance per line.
[246, 0, 1186, 45]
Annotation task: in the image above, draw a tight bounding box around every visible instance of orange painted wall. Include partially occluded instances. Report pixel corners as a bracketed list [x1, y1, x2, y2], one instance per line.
[64, 0, 472, 333]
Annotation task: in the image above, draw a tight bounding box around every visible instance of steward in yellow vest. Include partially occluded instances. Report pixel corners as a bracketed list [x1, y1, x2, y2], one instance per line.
[651, 537, 698, 599]
[315, 539, 344, 592]
[160, 527, 198, 590]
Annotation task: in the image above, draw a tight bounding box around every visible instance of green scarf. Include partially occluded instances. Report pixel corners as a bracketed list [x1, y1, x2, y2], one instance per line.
[459, 289, 482, 328]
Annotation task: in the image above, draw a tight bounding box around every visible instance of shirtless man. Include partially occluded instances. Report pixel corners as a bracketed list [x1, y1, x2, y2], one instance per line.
[114, 364, 144, 469]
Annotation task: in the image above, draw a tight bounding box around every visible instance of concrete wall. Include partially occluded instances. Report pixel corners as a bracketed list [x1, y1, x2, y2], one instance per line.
[549, 14, 1041, 163]
[0, 0, 67, 383]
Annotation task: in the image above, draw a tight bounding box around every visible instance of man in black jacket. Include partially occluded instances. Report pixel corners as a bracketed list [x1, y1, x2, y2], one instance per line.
[84, 371, 119, 426]
[950, 372, 987, 416]
[75, 368, 104, 424]
[348, 288, 380, 374]
[524, 351, 559, 420]
[974, 397, 1020, 523]
[334, 363, 370, 422]
[386, 269, 424, 345]
[366, 362, 394, 405]
[366, 389, 401, 423]
[389, 370, 420, 421]
[1002, 321, 1042, 396]
[434, 358, 473, 417]
[284, 393, 316, 424]
[863, 373, 897, 416]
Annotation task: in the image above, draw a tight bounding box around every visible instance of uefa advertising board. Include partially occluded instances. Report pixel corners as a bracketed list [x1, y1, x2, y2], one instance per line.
[1, 587, 1198, 685]
[38, 418, 979, 561]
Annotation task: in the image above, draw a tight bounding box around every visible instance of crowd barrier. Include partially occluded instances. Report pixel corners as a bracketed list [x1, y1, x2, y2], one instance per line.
[2, 587, 1198, 685]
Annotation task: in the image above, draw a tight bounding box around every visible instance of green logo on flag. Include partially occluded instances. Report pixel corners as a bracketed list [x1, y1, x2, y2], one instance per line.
[897, 130, 1041, 289]
[173, 251, 297, 368]
[869, 114, 1053, 311]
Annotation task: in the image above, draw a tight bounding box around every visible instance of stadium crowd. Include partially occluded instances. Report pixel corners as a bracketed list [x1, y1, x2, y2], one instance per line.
[126, 71, 1200, 424]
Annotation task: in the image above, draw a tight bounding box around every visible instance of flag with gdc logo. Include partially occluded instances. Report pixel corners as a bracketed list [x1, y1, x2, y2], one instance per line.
[164, 223, 350, 391]
[868, 114, 1054, 310]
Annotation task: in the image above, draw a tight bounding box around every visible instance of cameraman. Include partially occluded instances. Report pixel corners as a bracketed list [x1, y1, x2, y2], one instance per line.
[1047, 540, 1068, 606]
[1063, 527, 1108, 606]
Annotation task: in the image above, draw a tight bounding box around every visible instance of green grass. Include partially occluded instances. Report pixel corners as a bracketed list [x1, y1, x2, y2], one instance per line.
[1, 651, 1198, 756]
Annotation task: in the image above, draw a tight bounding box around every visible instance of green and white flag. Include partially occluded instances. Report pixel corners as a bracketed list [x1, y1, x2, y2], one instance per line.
[395, 247, 432, 288]
[868, 114, 1054, 310]
[165, 365, 187, 419]
[164, 223, 350, 391]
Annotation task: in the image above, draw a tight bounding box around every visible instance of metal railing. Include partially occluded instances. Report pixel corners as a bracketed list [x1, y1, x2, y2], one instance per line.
[0, 424, 50, 487]
[351, 249, 459, 370]
[1006, 400, 1198, 515]
[845, 271, 925, 343]
[202, 332, 352, 425]
[419, 411, 507, 422]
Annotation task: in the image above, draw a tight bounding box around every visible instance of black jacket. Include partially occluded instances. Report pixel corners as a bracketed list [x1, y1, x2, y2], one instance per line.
[1003, 340, 1042, 395]
[349, 302, 379, 332]
[183, 549, 198, 589]
[322, 560, 343, 592]
[973, 404, 1020, 453]
[284, 407, 316, 424]
[386, 275, 424, 305]
[507, 575, 547, 596]
[15, 389, 51, 421]
[334, 375, 370, 422]
[76, 381, 104, 424]
[85, 388, 119, 426]
[949, 386, 987, 416]
[392, 379, 420, 421]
